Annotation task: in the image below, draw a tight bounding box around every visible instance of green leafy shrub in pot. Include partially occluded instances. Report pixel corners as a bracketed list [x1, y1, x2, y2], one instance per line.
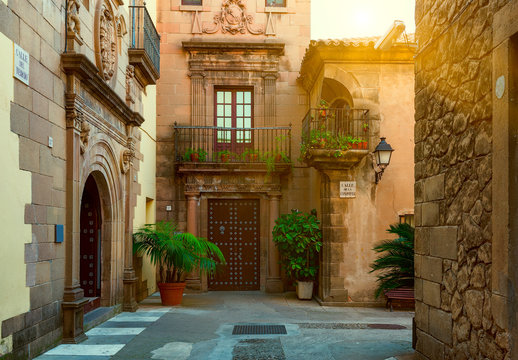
[272, 209, 322, 282]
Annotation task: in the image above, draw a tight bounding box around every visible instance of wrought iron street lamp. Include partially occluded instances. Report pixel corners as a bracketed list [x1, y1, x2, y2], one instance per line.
[373, 137, 394, 184]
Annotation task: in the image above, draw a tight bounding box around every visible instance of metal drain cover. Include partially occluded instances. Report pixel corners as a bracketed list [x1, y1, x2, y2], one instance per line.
[367, 324, 406, 330]
[232, 325, 287, 335]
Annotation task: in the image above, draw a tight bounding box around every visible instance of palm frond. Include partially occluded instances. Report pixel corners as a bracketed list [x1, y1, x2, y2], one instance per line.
[133, 221, 226, 283]
[370, 223, 415, 299]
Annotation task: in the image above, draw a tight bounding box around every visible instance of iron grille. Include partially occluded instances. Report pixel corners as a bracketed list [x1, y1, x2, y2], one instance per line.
[129, 5, 160, 75]
[232, 325, 287, 335]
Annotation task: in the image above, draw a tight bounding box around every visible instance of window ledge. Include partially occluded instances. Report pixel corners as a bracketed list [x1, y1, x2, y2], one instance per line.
[264, 6, 290, 13]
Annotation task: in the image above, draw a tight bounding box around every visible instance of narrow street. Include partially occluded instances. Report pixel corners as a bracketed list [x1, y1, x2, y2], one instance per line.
[36, 292, 414, 360]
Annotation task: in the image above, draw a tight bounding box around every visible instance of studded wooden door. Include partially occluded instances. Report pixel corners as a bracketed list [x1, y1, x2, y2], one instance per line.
[208, 199, 260, 291]
[80, 177, 102, 301]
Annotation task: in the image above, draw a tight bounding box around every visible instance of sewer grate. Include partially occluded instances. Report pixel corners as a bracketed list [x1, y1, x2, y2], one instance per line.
[297, 323, 407, 330]
[367, 323, 406, 330]
[232, 325, 287, 335]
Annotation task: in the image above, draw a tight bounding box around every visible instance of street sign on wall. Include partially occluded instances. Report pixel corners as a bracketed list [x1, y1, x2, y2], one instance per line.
[340, 181, 356, 198]
[13, 43, 29, 85]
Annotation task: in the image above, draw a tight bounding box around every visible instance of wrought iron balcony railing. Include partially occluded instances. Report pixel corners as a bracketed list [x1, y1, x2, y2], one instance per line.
[301, 108, 371, 153]
[174, 124, 292, 166]
[129, 5, 160, 82]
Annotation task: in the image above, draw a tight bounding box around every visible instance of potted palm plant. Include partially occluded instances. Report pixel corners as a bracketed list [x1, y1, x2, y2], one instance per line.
[370, 223, 414, 299]
[133, 221, 225, 305]
[272, 209, 322, 300]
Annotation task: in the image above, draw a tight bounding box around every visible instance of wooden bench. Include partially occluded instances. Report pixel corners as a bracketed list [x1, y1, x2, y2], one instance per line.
[385, 288, 414, 312]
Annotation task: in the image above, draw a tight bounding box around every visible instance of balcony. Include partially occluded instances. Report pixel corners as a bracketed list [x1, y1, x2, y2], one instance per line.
[301, 108, 371, 170]
[174, 124, 292, 174]
[129, 5, 160, 87]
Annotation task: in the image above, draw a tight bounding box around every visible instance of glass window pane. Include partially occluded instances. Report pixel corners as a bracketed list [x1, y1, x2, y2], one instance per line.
[217, 105, 224, 117]
[225, 105, 232, 116]
[266, 0, 285, 6]
[244, 131, 251, 142]
[182, 0, 202, 5]
[225, 92, 231, 103]
[237, 105, 243, 117]
[217, 91, 224, 103]
[217, 118, 224, 127]
[237, 118, 243, 128]
[244, 119, 251, 128]
[237, 92, 243, 103]
[237, 131, 243, 143]
[225, 118, 231, 128]
[244, 92, 251, 104]
[244, 105, 251, 117]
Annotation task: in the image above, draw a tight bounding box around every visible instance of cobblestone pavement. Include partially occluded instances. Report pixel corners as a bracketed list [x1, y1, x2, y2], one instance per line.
[36, 292, 414, 360]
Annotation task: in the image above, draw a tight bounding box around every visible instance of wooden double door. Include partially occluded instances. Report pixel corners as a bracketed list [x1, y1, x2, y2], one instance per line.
[208, 199, 260, 291]
[80, 176, 102, 310]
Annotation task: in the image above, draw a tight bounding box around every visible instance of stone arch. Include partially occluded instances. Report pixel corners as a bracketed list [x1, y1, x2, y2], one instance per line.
[321, 77, 354, 109]
[80, 137, 124, 307]
[322, 65, 364, 105]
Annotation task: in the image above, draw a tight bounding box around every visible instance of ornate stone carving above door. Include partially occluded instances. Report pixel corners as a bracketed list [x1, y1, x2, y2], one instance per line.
[95, 0, 118, 84]
[203, 0, 264, 35]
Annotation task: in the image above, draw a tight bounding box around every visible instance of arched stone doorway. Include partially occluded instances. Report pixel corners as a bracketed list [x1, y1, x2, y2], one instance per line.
[80, 175, 103, 313]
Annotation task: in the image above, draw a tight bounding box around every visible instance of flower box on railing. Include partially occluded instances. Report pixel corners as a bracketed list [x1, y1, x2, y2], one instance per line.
[173, 124, 292, 174]
[300, 108, 371, 169]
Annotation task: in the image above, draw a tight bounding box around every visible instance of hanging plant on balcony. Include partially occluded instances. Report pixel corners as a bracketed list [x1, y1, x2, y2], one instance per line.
[216, 150, 233, 163]
[183, 148, 207, 162]
[242, 148, 260, 162]
[318, 99, 330, 119]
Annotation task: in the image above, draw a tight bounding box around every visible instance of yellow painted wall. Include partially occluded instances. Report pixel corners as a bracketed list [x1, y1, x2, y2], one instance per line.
[132, 0, 158, 297]
[0, 35, 31, 354]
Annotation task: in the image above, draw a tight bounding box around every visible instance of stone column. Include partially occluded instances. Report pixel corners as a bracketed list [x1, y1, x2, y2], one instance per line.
[263, 74, 277, 126]
[62, 90, 88, 344]
[318, 170, 349, 304]
[266, 192, 283, 293]
[189, 71, 205, 126]
[185, 192, 202, 290]
[122, 133, 138, 312]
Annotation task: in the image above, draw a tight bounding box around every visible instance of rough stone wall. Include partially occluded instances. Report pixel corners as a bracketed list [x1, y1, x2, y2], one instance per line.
[414, 0, 509, 359]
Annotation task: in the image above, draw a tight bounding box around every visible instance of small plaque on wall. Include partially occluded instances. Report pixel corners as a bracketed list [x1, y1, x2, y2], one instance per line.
[55, 224, 64, 243]
[13, 43, 29, 85]
[340, 181, 356, 198]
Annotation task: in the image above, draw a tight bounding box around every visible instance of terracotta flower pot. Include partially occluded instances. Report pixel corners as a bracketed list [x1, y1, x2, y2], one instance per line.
[247, 154, 258, 162]
[361, 141, 368, 150]
[220, 154, 230, 163]
[157, 282, 186, 306]
[352, 143, 359, 149]
[275, 154, 282, 162]
[190, 153, 199, 162]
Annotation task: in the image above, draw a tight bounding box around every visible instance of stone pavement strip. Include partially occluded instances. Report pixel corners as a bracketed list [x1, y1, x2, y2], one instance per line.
[36, 292, 414, 360]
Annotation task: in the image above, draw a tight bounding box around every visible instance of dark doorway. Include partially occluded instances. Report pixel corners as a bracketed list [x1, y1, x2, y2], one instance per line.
[208, 199, 260, 291]
[80, 175, 102, 313]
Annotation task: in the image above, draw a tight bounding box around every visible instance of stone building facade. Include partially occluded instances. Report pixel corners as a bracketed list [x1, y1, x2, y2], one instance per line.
[298, 29, 416, 304]
[156, 0, 312, 293]
[157, 0, 415, 304]
[414, 0, 518, 358]
[0, 0, 159, 358]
